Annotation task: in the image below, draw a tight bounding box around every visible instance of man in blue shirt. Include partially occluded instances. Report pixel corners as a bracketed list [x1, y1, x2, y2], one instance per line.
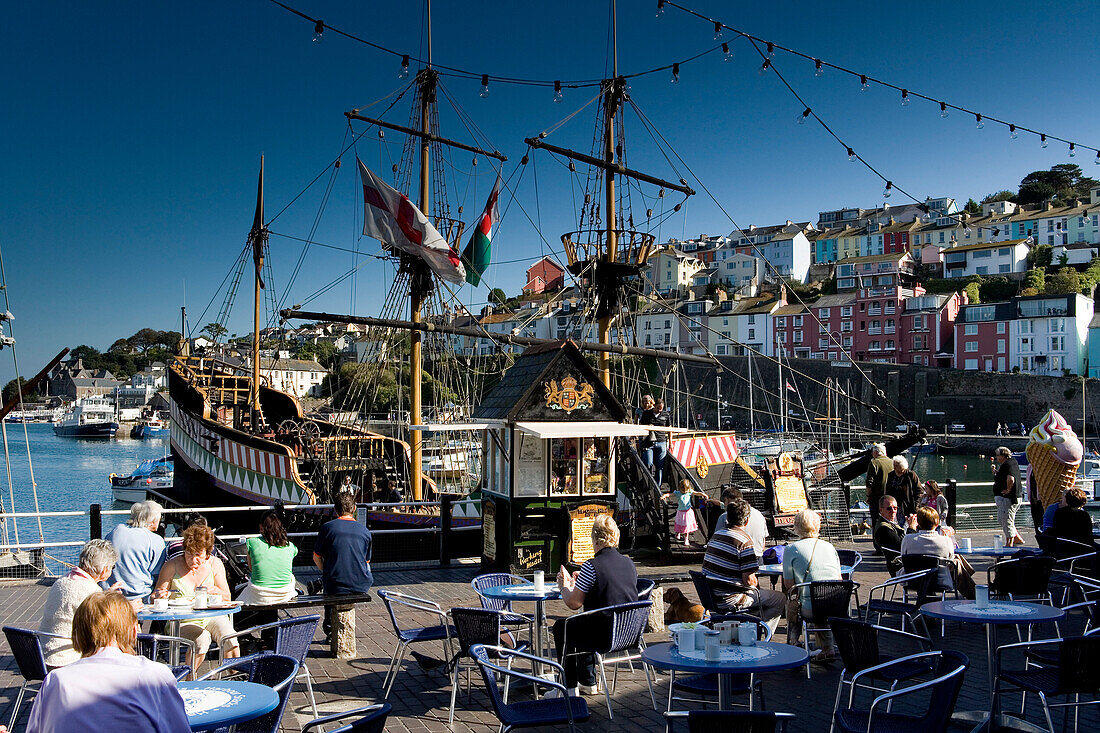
[108, 501, 167, 603]
[314, 491, 373, 638]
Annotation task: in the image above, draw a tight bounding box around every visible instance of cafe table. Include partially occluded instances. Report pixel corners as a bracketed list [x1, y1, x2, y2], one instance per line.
[137, 602, 242, 664]
[641, 641, 808, 710]
[920, 599, 1063, 732]
[478, 583, 560, 659]
[178, 679, 279, 731]
[956, 545, 1021, 558]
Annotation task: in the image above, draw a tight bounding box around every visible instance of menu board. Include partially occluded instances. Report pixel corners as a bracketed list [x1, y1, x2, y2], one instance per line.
[482, 497, 497, 561]
[567, 503, 617, 565]
[516, 435, 546, 497]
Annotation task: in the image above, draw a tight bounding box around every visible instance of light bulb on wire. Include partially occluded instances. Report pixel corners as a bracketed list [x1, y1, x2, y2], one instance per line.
[883, 181, 893, 199]
[655, 0, 665, 17]
[766, 42, 775, 59]
[1070, 143, 1076, 158]
[900, 89, 910, 107]
[860, 75, 869, 92]
[713, 22, 723, 41]
[670, 62, 680, 84]
[312, 20, 324, 43]
[1009, 124, 1018, 140]
[1041, 134, 1048, 148]
[399, 55, 410, 80]
[758, 59, 770, 76]
[814, 59, 824, 78]
[847, 147, 857, 163]
[722, 42, 731, 61]
[553, 80, 563, 103]
[975, 113, 984, 130]
[797, 107, 811, 125]
[940, 102, 948, 119]
[480, 74, 490, 99]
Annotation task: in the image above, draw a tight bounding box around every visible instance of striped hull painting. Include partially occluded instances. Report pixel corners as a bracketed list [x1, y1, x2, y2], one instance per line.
[669, 433, 740, 467]
[170, 402, 311, 505]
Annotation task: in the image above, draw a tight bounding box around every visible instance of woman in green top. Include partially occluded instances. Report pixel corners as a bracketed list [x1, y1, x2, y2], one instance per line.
[238, 511, 298, 605]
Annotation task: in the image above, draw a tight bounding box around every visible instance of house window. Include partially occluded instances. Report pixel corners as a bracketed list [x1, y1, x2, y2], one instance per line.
[976, 266, 989, 275]
[1050, 336, 1065, 351]
[777, 317, 786, 328]
[748, 315, 756, 324]
[819, 338, 829, 348]
[842, 337, 852, 348]
[965, 341, 978, 352]
[965, 359, 979, 370]
[997, 339, 1006, 353]
[886, 340, 895, 349]
[794, 330, 803, 343]
[688, 303, 702, 314]
[645, 335, 651, 346]
[793, 316, 803, 326]
[841, 306, 852, 317]
[998, 264, 1010, 273]
[998, 247, 1011, 256]
[818, 308, 830, 319]
[664, 320, 671, 328]
[716, 344, 727, 355]
[748, 329, 755, 340]
[1050, 318, 1065, 333]
[997, 322, 1006, 334]
[1019, 320, 1032, 334]
[964, 324, 978, 335]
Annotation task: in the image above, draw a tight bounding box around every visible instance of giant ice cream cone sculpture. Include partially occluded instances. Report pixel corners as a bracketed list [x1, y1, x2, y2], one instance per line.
[1026, 409, 1083, 508]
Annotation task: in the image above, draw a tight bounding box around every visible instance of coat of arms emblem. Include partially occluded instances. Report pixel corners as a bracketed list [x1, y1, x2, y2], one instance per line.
[544, 376, 595, 412]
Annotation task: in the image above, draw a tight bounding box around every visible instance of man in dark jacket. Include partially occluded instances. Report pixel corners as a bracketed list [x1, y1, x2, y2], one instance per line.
[992, 446, 1024, 546]
[865, 444, 894, 527]
[872, 496, 914, 575]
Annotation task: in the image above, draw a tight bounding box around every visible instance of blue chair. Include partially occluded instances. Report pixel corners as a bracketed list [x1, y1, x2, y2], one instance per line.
[637, 578, 657, 600]
[832, 650, 969, 733]
[377, 589, 456, 699]
[788, 580, 860, 679]
[558, 600, 656, 718]
[137, 632, 197, 681]
[827, 617, 935, 733]
[993, 634, 1100, 733]
[219, 614, 321, 717]
[2, 626, 60, 729]
[301, 703, 391, 733]
[471, 573, 537, 643]
[667, 614, 772, 712]
[861, 568, 937, 636]
[197, 652, 299, 733]
[471, 644, 590, 733]
[664, 709, 796, 732]
[448, 607, 529, 723]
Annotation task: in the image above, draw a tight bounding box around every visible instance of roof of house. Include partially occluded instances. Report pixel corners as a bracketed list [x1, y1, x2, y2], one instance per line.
[260, 358, 327, 373]
[836, 251, 911, 265]
[772, 304, 807, 316]
[479, 312, 517, 325]
[810, 293, 857, 308]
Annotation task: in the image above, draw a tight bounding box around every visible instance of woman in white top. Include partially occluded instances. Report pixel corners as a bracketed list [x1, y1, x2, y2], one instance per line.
[26, 591, 190, 733]
[781, 509, 842, 660]
[38, 539, 119, 668]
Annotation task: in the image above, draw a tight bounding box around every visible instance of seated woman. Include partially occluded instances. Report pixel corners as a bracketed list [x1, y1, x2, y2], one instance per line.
[900, 507, 975, 598]
[781, 509, 841, 661]
[239, 510, 298, 606]
[1052, 486, 1094, 547]
[165, 513, 207, 563]
[153, 524, 240, 669]
[39, 539, 119, 668]
[25, 592, 190, 733]
[553, 515, 638, 696]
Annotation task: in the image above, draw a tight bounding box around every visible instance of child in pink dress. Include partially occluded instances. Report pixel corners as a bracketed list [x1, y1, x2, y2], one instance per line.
[663, 479, 706, 545]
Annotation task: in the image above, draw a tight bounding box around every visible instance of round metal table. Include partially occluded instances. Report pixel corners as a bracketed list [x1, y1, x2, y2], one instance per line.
[179, 680, 279, 731]
[478, 584, 560, 659]
[137, 603, 241, 664]
[642, 641, 808, 710]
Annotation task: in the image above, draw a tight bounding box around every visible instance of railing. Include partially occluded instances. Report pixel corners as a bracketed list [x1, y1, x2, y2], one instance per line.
[847, 479, 1039, 533]
[0, 497, 484, 579]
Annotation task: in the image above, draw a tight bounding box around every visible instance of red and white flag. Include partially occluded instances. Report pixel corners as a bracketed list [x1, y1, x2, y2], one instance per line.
[785, 381, 797, 393]
[357, 158, 465, 284]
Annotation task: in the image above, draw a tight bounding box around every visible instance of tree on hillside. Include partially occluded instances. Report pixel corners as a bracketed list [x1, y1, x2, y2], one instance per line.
[201, 322, 228, 342]
[2, 377, 37, 405]
[963, 281, 981, 304]
[489, 288, 507, 306]
[108, 338, 133, 354]
[1017, 164, 1099, 206]
[964, 198, 981, 214]
[981, 190, 1016, 204]
[1046, 267, 1081, 295]
[1027, 243, 1053, 269]
[158, 331, 183, 351]
[1023, 268, 1046, 293]
[129, 328, 162, 355]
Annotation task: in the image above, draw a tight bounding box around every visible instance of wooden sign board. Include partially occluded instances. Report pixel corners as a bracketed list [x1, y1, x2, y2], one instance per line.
[567, 503, 616, 565]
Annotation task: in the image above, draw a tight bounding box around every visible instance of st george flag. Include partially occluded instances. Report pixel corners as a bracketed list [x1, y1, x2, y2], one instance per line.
[461, 172, 501, 287]
[356, 157, 465, 284]
[785, 381, 797, 393]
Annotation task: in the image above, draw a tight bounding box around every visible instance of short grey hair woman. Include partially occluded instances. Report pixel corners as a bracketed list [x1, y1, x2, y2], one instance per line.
[38, 539, 120, 668]
[782, 509, 842, 659]
[892, 455, 909, 471]
[127, 500, 163, 530]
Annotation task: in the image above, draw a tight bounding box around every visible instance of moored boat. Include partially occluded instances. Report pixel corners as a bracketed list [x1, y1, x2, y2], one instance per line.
[52, 396, 119, 439]
[130, 416, 170, 439]
[110, 457, 173, 503]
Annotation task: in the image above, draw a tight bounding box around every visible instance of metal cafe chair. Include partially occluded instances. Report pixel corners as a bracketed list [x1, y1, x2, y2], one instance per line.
[2, 626, 62, 729]
[301, 703, 392, 733]
[663, 710, 796, 733]
[377, 589, 456, 699]
[788, 580, 860, 678]
[470, 644, 590, 733]
[993, 634, 1100, 733]
[471, 573, 538, 645]
[832, 650, 969, 733]
[136, 632, 198, 681]
[197, 652, 299, 733]
[218, 614, 322, 717]
[447, 607, 529, 724]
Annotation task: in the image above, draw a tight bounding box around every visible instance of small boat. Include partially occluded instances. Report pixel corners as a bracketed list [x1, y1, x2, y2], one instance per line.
[907, 443, 938, 455]
[52, 396, 119, 439]
[130, 416, 170, 439]
[110, 457, 173, 503]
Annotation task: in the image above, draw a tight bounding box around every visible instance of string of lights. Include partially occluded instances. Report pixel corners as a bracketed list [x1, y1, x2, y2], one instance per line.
[659, 0, 1098, 159]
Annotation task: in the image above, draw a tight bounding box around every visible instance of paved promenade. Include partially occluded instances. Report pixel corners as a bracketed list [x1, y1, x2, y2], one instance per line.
[0, 533, 1091, 732]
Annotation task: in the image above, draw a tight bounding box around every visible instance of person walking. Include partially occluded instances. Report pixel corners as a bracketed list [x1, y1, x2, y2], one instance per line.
[992, 446, 1024, 546]
[865, 444, 894, 527]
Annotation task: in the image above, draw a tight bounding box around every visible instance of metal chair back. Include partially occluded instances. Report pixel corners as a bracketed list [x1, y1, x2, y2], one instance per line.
[836, 549, 862, 572]
[900, 554, 953, 598]
[451, 607, 505, 657]
[1053, 635, 1100, 695]
[637, 578, 656, 600]
[2, 627, 48, 682]
[301, 703, 393, 733]
[200, 652, 299, 733]
[805, 581, 858, 624]
[272, 614, 321, 664]
[688, 570, 721, 613]
[471, 573, 528, 613]
[683, 710, 789, 733]
[989, 556, 1054, 598]
[828, 618, 881, 675]
[606, 601, 653, 654]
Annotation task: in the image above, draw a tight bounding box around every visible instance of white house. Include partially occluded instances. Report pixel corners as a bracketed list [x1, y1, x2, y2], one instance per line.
[1010, 293, 1094, 376]
[260, 358, 328, 398]
[714, 252, 764, 293]
[941, 239, 1030, 279]
[647, 249, 704, 296]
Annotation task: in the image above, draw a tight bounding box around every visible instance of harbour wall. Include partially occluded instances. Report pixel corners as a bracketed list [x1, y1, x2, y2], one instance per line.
[677, 357, 1100, 438]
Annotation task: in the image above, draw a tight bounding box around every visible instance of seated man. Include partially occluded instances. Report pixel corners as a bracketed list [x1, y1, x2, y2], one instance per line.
[313, 491, 373, 638]
[1051, 487, 1094, 547]
[872, 496, 910, 575]
[713, 488, 769, 560]
[701, 499, 784, 633]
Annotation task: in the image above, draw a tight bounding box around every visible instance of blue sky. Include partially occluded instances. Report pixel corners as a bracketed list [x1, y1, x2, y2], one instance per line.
[2, 0, 1098, 383]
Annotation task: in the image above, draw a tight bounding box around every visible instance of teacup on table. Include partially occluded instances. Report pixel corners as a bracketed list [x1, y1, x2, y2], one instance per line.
[152, 598, 169, 612]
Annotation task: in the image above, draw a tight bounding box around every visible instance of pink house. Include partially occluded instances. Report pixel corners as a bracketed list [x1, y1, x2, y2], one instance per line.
[523, 256, 566, 294]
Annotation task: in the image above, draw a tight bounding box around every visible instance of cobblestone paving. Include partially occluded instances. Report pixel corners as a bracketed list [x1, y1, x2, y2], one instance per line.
[0, 533, 1093, 732]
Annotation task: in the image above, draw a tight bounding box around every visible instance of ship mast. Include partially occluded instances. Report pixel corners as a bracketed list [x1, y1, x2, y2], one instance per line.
[249, 156, 267, 423]
[526, 0, 694, 389]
